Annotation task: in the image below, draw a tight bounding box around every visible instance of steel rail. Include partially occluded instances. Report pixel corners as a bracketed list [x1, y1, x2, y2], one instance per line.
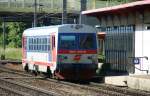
[1, 61, 150, 96]
[90, 82, 150, 96]
[0, 64, 33, 77]
[0, 60, 22, 64]
[0, 78, 60, 96]
[47, 79, 128, 96]
[0, 84, 30, 96]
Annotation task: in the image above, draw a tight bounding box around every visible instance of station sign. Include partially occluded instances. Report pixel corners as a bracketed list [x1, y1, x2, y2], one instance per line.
[133, 58, 140, 64]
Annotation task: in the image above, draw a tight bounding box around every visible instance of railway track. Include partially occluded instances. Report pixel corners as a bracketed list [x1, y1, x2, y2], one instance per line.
[1, 61, 150, 96]
[0, 84, 30, 96]
[0, 65, 30, 76]
[47, 78, 128, 96]
[0, 78, 60, 96]
[90, 82, 150, 96]
[0, 64, 103, 95]
[0, 64, 120, 95]
[0, 63, 118, 95]
[46, 77, 150, 96]
[0, 64, 60, 96]
[0, 60, 22, 64]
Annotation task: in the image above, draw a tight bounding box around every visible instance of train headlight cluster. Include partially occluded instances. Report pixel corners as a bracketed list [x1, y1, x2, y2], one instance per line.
[87, 55, 97, 64]
[87, 56, 92, 60]
[58, 55, 68, 63]
[70, 24, 83, 30]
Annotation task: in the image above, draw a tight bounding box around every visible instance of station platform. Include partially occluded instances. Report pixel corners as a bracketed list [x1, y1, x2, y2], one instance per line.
[104, 75, 150, 91]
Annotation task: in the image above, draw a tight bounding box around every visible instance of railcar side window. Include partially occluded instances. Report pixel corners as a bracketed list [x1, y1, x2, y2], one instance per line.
[39, 38, 41, 51]
[36, 38, 38, 50]
[47, 37, 50, 51]
[31, 38, 33, 50]
[28, 38, 31, 50]
[34, 38, 36, 50]
[27, 36, 50, 52]
[44, 38, 47, 51]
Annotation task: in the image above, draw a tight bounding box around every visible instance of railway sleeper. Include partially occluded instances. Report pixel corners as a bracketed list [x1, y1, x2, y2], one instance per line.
[0, 78, 60, 96]
[90, 83, 150, 96]
[24, 63, 29, 72]
[0, 84, 30, 96]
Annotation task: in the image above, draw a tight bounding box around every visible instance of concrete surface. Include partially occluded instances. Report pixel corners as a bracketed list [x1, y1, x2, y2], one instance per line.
[127, 75, 150, 91]
[104, 76, 128, 86]
[104, 75, 150, 91]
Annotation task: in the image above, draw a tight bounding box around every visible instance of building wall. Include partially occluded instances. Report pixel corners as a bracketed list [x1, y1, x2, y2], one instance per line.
[134, 10, 150, 75]
[84, 9, 150, 75]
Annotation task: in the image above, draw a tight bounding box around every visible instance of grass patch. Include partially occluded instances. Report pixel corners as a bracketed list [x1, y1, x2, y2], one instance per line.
[98, 54, 105, 63]
[0, 48, 22, 60]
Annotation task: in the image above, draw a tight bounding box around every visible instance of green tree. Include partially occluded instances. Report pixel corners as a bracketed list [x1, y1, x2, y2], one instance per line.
[0, 22, 2, 47]
[7, 22, 26, 48]
[0, 22, 5, 48]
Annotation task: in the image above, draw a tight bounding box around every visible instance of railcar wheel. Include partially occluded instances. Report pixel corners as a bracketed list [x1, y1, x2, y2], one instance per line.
[24, 63, 29, 72]
[46, 66, 52, 78]
[53, 70, 60, 80]
[33, 64, 38, 76]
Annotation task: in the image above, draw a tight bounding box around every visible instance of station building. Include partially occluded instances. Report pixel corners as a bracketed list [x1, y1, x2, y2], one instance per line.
[82, 0, 150, 75]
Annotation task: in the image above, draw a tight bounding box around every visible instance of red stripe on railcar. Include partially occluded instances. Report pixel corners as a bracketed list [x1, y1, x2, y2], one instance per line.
[22, 36, 26, 59]
[22, 60, 54, 67]
[58, 50, 97, 54]
[34, 61, 54, 66]
[52, 35, 56, 61]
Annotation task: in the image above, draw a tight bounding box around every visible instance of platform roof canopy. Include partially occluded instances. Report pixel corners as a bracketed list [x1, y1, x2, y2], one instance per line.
[82, 0, 150, 17]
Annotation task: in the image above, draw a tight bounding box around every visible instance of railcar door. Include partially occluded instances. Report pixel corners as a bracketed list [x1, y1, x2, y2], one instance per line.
[22, 36, 27, 60]
[52, 35, 56, 62]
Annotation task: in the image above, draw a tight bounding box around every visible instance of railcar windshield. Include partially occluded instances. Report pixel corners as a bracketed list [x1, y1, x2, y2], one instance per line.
[58, 33, 97, 50]
[59, 35, 76, 49]
[79, 34, 96, 49]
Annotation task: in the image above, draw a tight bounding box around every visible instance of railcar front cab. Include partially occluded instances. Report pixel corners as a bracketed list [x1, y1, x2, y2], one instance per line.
[56, 31, 98, 80]
[22, 24, 98, 80]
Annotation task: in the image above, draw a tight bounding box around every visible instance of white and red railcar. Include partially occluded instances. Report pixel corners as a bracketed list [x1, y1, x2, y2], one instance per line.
[22, 24, 98, 80]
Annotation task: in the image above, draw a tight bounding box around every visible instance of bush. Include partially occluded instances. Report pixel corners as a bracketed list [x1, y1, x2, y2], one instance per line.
[0, 54, 5, 60]
[0, 48, 22, 60]
[98, 54, 105, 63]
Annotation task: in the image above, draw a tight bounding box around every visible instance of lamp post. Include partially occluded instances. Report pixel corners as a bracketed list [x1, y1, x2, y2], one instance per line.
[62, 0, 67, 24]
[79, 0, 87, 24]
[33, 0, 37, 27]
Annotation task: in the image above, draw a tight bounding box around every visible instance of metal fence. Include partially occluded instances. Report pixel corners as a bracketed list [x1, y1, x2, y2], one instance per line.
[105, 25, 135, 72]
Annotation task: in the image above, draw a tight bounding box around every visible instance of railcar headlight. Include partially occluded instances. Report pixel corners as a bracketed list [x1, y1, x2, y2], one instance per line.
[87, 56, 92, 59]
[75, 24, 83, 29]
[58, 55, 68, 62]
[64, 56, 68, 59]
[58, 55, 63, 62]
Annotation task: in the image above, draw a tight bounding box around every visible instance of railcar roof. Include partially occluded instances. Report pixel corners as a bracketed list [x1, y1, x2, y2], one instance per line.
[23, 24, 96, 36]
[25, 25, 64, 31]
